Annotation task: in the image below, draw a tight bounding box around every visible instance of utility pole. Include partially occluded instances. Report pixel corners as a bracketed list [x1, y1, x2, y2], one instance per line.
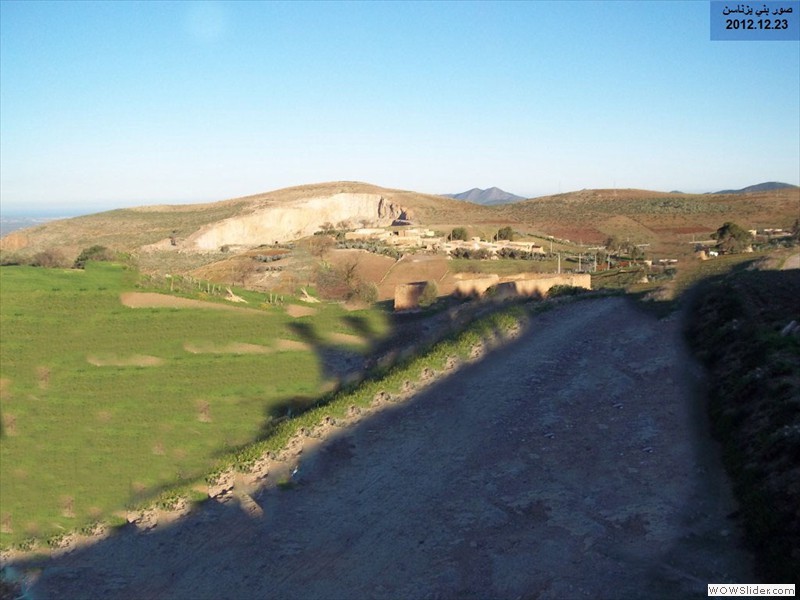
[578, 254, 582, 272]
[557, 252, 561, 274]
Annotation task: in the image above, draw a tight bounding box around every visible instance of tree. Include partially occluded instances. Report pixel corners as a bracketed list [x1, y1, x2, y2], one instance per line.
[713, 221, 753, 254]
[604, 235, 620, 253]
[318, 222, 336, 235]
[307, 235, 335, 258]
[450, 227, 468, 241]
[230, 258, 255, 286]
[496, 226, 514, 241]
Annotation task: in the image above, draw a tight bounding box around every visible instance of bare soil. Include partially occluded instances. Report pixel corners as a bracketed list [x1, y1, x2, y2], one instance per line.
[182, 342, 273, 355]
[120, 292, 255, 312]
[86, 354, 164, 367]
[285, 304, 317, 318]
[13, 297, 752, 599]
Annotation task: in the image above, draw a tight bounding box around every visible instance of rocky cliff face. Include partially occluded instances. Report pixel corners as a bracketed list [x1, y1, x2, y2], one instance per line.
[187, 193, 408, 251]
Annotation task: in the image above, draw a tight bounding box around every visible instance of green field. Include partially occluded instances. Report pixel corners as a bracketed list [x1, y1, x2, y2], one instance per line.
[0, 263, 389, 547]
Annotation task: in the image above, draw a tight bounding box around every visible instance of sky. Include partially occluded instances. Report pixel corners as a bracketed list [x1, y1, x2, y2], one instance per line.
[1, 0, 798, 216]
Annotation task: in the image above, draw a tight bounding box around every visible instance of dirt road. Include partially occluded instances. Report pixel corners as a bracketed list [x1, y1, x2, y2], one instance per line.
[783, 252, 800, 270]
[18, 297, 752, 599]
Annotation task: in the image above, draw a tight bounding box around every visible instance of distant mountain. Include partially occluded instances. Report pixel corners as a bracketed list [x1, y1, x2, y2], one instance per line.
[445, 187, 526, 205]
[711, 181, 799, 195]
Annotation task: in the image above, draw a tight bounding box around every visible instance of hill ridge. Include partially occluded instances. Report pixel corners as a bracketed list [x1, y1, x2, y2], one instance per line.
[445, 187, 526, 205]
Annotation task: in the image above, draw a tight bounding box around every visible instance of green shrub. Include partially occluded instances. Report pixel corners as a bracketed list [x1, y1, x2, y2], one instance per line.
[355, 281, 379, 304]
[74, 245, 115, 269]
[450, 227, 468, 241]
[496, 226, 514, 241]
[546, 285, 586, 298]
[418, 281, 438, 307]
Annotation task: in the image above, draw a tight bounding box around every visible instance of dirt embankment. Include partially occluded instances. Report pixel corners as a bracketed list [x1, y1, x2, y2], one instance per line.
[14, 297, 752, 599]
[686, 268, 800, 582]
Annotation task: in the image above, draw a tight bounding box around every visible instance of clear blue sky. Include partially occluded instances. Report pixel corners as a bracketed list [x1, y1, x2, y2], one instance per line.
[1, 0, 798, 215]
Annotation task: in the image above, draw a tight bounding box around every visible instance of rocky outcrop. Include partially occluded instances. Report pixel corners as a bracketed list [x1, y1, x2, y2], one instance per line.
[187, 193, 408, 251]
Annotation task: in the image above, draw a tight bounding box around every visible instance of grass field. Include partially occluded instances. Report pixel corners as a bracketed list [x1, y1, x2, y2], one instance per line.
[0, 263, 389, 547]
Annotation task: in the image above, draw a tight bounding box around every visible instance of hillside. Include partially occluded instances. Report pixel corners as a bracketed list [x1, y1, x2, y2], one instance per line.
[445, 187, 526, 205]
[712, 181, 799, 195]
[498, 187, 800, 257]
[1, 182, 797, 269]
[0, 182, 495, 260]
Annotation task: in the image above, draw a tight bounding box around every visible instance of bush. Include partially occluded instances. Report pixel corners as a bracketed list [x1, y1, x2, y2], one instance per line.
[74, 245, 115, 269]
[451, 247, 491, 260]
[546, 285, 586, 298]
[496, 226, 514, 241]
[354, 281, 378, 304]
[418, 280, 438, 307]
[30, 248, 68, 268]
[0, 252, 26, 266]
[713, 222, 753, 254]
[450, 227, 468, 241]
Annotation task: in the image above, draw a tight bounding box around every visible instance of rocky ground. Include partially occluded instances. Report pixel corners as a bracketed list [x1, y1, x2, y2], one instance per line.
[11, 297, 752, 599]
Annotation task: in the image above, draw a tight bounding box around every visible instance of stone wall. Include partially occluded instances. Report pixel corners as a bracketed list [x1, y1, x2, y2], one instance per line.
[394, 282, 429, 311]
[452, 274, 501, 297]
[454, 272, 591, 299]
[494, 273, 591, 299]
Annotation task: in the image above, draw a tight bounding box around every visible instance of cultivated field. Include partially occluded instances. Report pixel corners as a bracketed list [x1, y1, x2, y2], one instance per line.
[0, 263, 389, 547]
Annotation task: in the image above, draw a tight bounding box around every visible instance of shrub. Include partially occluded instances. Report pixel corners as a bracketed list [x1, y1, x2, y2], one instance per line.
[418, 281, 438, 307]
[496, 226, 514, 241]
[713, 222, 753, 254]
[546, 284, 586, 298]
[74, 245, 115, 269]
[450, 227, 468, 241]
[30, 248, 68, 268]
[307, 235, 335, 258]
[354, 281, 378, 304]
[0, 252, 26, 266]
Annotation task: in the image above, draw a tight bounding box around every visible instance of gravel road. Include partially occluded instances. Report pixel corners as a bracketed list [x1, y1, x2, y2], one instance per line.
[19, 296, 753, 599]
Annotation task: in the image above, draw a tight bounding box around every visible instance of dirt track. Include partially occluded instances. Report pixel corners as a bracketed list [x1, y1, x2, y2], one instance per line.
[19, 297, 752, 599]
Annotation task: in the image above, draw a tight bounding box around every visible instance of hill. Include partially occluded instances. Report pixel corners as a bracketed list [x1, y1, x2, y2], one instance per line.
[498, 186, 800, 257]
[0, 182, 495, 260]
[1, 182, 797, 271]
[445, 187, 526, 205]
[712, 181, 799, 194]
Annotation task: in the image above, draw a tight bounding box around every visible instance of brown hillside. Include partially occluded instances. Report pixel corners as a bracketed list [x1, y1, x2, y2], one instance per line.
[1, 182, 796, 266]
[0, 182, 494, 260]
[500, 187, 800, 257]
